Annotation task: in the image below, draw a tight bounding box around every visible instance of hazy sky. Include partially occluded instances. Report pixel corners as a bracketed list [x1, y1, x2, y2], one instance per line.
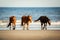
[0, 0, 60, 7]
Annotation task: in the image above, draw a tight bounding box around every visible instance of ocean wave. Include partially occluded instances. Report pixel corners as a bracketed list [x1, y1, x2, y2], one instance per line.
[0, 20, 60, 26]
[0, 20, 60, 30]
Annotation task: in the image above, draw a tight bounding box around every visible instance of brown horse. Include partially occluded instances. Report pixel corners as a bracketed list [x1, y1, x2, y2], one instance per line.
[35, 16, 51, 30]
[21, 15, 32, 30]
[7, 16, 16, 30]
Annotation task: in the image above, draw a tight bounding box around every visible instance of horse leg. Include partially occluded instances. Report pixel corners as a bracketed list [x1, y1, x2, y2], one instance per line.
[42, 24, 44, 30]
[44, 23, 47, 30]
[9, 26, 11, 30]
[13, 26, 15, 30]
[27, 23, 29, 30]
[43, 23, 47, 30]
[7, 22, 11, 30]
[41, 23, 43, 30]
[9, 23, 12, 30]
[23, 23, 25, 30]
[27, 25, 29, 30]
[12, 23, 16, 30]
[13, 25, 15, 30]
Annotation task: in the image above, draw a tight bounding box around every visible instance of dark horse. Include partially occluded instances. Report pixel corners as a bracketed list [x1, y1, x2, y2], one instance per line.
[21, 15, 32, 30]
[35, 16, 51, 30]
[7, 16, 16, 30]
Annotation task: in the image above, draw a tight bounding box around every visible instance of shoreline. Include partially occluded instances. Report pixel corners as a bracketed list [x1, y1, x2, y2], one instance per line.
[0, 20, 60, 25]
[0, 20, 60, 30]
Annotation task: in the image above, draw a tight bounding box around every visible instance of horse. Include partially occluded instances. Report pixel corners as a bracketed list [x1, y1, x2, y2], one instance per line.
[35, 16, 51, 30]
[21, 15, 32, 30]
[7, 16, 16, 30]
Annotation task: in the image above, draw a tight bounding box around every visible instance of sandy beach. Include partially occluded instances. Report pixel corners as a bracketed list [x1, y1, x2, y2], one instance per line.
[0, 30, 60, 40]
[0, 20, 60, 40]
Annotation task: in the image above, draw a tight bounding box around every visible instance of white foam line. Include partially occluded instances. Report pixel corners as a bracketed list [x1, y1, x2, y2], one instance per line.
[0, 20, 60, 26]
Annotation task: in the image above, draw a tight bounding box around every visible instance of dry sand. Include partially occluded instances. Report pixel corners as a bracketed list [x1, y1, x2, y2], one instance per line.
[0, 30, 60, 40]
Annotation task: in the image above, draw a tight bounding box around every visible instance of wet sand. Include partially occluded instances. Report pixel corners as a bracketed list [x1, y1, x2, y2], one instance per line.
[0, 30, 60, 40]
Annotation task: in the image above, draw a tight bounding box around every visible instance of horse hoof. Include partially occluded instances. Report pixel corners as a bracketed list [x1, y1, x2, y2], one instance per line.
[13, 28, 15, 30]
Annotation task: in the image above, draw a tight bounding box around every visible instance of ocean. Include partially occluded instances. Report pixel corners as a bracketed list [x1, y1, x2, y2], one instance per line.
[0, 7, 60, 30]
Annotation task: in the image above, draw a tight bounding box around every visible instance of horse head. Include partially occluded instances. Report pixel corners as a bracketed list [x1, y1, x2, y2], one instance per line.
[27, 16, 32, 23]
[48, 20, 51, 26]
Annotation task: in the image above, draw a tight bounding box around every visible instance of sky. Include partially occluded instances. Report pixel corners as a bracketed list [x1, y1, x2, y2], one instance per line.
[0, 0, 60, 7]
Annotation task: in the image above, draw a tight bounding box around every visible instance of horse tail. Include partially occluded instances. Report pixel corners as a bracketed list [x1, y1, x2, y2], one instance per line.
[21, 17, 23, 26]
[7, 22, 11, 27]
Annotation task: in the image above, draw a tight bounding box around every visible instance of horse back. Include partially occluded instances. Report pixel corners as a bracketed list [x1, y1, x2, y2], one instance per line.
[21, 16, 32, 26]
